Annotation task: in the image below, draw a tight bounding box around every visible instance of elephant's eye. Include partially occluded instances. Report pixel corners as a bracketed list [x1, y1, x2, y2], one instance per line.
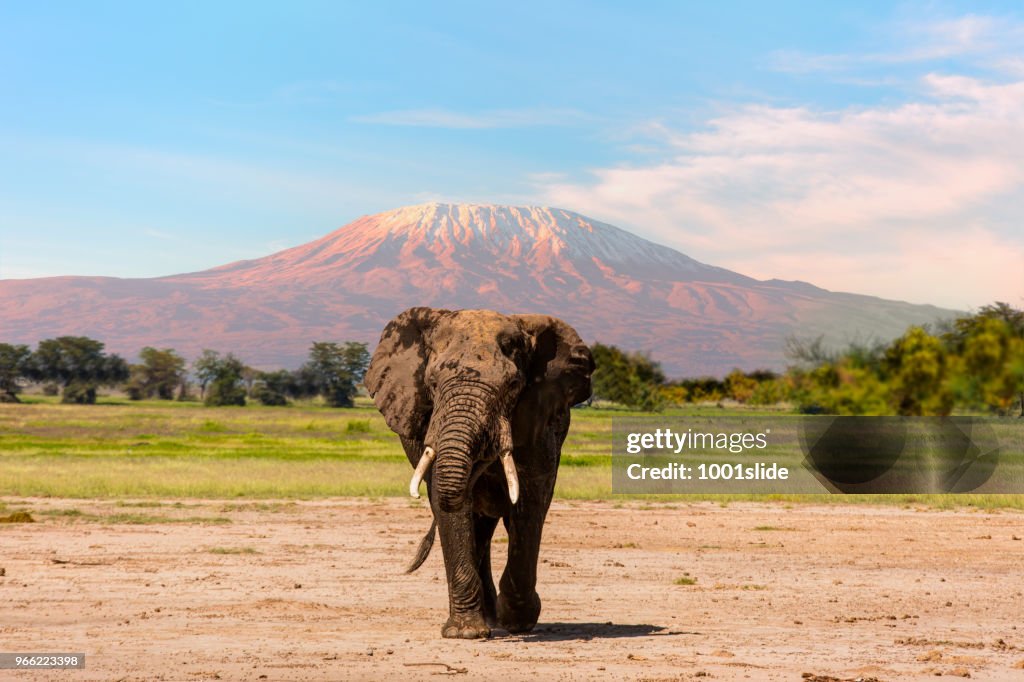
[498, 332, 523, 358]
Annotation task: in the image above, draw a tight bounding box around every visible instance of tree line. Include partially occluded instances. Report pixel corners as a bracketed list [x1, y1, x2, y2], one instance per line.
[785, 302, 1024, 416]
[3, 302, 1021, 416]
[587, 302, 1024, 416]
[0, 338, 369, 408]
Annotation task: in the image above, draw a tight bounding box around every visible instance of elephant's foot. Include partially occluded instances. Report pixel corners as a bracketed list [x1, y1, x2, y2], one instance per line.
[442, 612, 491, 639]
[497, 590, 541, 633]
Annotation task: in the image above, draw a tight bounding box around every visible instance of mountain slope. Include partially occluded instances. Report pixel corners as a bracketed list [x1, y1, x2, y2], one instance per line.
[0, 203, 957, 375]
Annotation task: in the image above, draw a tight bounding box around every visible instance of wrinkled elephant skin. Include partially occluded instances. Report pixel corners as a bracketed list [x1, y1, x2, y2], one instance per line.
[365, 307, 594, 638]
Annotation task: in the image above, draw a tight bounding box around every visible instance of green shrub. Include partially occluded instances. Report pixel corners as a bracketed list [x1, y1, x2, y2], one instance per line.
[205, 379, 246, 407]
[62, 381, 98, 404]
[253, 385, 288, 406]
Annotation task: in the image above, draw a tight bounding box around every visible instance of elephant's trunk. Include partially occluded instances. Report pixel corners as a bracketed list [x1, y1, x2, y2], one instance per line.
[431, 382, 495, 513]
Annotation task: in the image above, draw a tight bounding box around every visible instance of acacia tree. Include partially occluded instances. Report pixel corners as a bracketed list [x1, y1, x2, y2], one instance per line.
[25, 336, 129, 404]
[194, 352, 247, 406]
[126, 347, 186, 400]
[192, 349, 222, 400]
[0, 343, 31, 403]
[301, 341, 370, 407]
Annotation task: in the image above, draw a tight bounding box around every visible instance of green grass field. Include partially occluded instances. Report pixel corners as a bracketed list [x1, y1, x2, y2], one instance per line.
[1, 395, 1021, 509]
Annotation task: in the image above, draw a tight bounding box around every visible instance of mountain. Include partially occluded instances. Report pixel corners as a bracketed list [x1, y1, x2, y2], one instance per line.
[0, 203, 957, 376]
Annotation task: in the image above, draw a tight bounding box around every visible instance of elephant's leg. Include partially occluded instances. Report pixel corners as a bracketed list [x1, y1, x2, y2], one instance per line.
[473, 513, 499, 626]
[432, 498, 490, 639]
[497, 477, 554, 633]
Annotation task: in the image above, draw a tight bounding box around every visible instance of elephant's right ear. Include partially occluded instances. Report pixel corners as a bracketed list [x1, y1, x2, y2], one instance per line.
[365, 307, 442, 441]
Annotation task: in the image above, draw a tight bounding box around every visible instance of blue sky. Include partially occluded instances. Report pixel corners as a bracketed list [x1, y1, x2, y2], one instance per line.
[1, 1, 1022, 309]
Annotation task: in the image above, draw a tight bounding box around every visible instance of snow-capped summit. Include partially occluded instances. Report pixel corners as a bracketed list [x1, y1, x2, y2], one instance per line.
[349, 202, 712, 271]
[177, 202, 746, 291]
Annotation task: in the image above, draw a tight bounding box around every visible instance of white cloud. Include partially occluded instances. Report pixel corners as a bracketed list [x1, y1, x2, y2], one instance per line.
[768, 14, 1024, 73]
[536, 71, 1024, 309]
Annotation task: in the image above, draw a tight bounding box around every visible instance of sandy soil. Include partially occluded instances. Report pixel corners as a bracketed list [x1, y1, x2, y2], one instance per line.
[2, 498, 1023, 681]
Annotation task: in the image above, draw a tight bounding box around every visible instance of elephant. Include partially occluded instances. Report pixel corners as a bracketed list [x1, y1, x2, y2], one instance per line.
[365, 307, 594, 639]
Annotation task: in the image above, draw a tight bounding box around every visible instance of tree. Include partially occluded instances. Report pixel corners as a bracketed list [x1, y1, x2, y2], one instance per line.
[252, 369, 295, 406]
[946, 303, 1024, 416]
[589, 343, 635, 405]
[784, 335, 836, 366]
[194, 352, 247, 406]
[126, 347, 186, 400]
[794, 360, 890, 415]
[658, 384, 690, 406]
[630, 351, 666, 387]
[340, 342, 371, 385]
[288, 364, 321, 401]
[241, 365, 259, 398]
[776, 305, 1024, 416]
[25, 336, 129, 404]
[724, 369, 758, 403]
[747, 377, 790, 406]
[884, 326, 953, 416]
[672, 376, 725, 403]
[589, 343, 666, 410]
[192, 350, 222, 400]
[947, 302, 1024, 343]
[0, 343, 31, 402]
[949, 316, 1024, 415]
[301, 341, 370, 407]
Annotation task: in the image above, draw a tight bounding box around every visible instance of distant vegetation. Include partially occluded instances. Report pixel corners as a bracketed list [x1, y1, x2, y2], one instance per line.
[1, 302, 1021, 416]
[126, 347, 187, 401]
[588, 343, 667, 411]
[1, 336, 129, 404]
[588, 302, 1024, 417]
[0, 337, 369, 408]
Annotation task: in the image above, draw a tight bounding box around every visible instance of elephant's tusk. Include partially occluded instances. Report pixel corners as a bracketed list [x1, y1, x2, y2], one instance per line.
[495, 415, 519, 504]
[501, 450, 520, 505]
[409, 447, 435, 499]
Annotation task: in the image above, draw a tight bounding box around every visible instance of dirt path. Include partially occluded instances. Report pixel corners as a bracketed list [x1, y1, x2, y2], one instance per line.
[2, 498, 1023, 681]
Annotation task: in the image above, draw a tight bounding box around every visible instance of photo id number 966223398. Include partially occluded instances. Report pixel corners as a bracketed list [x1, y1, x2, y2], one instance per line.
[0, 653, 85, 669]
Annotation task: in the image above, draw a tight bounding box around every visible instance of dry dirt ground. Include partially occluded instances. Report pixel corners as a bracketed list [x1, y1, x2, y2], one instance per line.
[2, 498, 1024, 681]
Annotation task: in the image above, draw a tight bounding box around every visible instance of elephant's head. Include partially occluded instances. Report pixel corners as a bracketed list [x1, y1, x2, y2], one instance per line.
[365, 307, 594, 512]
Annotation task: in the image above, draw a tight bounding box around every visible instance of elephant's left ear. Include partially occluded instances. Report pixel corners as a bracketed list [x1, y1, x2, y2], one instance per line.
[514, 314, 595, 406]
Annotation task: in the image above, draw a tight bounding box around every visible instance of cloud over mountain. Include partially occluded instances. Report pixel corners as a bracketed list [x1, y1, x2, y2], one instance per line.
[538, 70, 1024, 310]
